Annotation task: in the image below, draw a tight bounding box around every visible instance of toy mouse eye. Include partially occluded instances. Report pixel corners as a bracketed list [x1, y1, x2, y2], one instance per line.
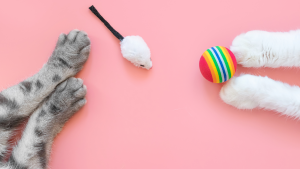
[140, 65, 145, 67]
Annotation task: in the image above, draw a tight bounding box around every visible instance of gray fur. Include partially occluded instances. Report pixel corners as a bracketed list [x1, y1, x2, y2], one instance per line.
[8, 155, 27, 169]
[52, 75, 61, 82]
[20, 82, 32, 94]
[34, 142, 46, 168]
[49, 104, 60, 115]
[9, 77, 87, 169]
[57, 58, 72, 68]
[0, 30, 90, 169]
[38, 110, 46, 119]
[0, 94, 19, 110]
[35, 80, 43, 90]
[34, 128, 43, 137]
[0, 115, 25, 129]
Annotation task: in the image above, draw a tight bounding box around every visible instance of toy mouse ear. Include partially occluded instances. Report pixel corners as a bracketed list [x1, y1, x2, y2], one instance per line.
[89, 5, 152, 70]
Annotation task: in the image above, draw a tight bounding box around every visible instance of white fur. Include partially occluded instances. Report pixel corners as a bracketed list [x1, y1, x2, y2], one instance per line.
[120, 36, 152, 70]
[220, 74, 300, 118]
[231, 30, 300, 68]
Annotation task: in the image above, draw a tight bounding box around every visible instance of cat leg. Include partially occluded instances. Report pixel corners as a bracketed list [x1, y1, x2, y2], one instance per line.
[0, 30, 90, 160]
[231, 30, 300, 68]
[220, 74, 300, 117]
[1, 77, 87, 169]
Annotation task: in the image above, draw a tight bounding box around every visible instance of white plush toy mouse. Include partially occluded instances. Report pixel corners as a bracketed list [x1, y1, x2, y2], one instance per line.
[89, 5, 152, 70]
[220, 29, 300, 118]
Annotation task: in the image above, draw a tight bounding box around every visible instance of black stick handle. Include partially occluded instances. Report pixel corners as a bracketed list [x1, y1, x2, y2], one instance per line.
[89, 5, 124, 41]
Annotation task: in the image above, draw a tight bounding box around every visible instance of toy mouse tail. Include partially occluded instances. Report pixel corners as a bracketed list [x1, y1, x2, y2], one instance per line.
[89, 5, 124, 41]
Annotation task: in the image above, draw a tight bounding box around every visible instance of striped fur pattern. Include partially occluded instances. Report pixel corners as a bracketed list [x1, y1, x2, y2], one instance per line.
[0, 30, 90, 169]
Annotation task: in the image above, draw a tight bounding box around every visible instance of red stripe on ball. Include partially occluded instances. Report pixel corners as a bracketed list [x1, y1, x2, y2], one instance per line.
[199, 56, 213, 82]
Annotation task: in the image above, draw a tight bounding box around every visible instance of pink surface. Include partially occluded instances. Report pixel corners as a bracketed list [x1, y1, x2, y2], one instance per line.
[1, 0, 300, 168]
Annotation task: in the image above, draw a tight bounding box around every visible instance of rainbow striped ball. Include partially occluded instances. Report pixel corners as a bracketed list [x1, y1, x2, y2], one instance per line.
[199, 46, 237, 83]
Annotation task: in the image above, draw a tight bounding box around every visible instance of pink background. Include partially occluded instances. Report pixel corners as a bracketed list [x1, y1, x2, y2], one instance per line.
[1, 0, 300, 168]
